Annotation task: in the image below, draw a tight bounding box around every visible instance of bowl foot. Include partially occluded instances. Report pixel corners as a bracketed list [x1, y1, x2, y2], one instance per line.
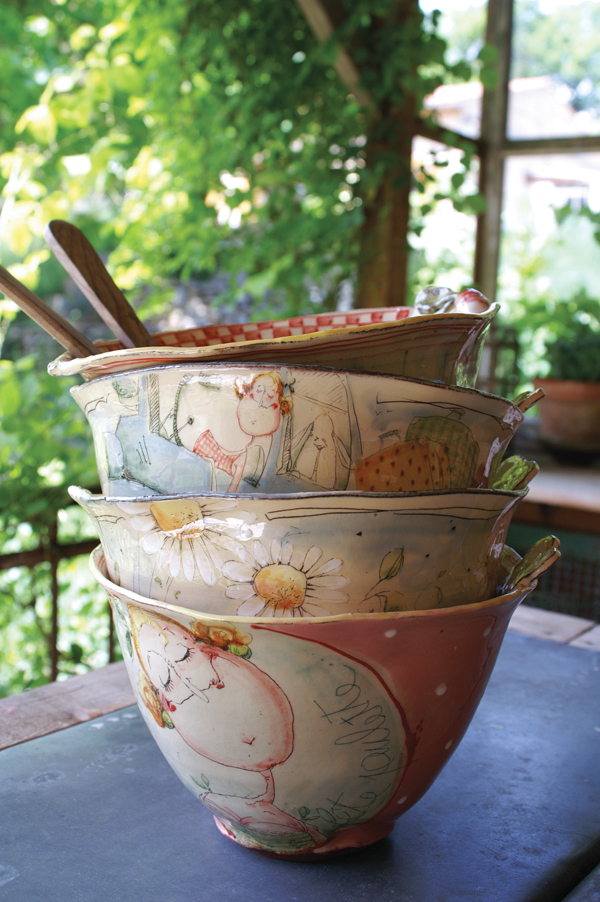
[213, 815, 395, 861]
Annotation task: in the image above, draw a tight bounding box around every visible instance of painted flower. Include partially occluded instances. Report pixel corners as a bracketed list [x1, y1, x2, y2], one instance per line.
[222, 539, 349, 617]
[120, 498, 241, 586]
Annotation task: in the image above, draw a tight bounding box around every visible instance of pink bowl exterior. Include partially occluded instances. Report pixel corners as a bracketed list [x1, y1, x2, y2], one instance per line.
[91, 546, 535, 859]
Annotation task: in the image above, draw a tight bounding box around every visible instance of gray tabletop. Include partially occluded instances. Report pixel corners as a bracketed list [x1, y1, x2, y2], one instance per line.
[2, 631, 600, 902]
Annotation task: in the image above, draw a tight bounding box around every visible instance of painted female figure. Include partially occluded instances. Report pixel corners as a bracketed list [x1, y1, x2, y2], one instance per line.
[129, 608, 324, 845]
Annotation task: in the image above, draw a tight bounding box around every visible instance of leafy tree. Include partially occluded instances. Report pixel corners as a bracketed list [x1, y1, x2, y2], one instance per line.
[0, 0, 477, 319]
[512, 0, 600, 116]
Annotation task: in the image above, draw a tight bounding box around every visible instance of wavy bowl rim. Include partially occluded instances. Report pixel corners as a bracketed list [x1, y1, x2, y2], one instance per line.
[49, 304, 500, 378]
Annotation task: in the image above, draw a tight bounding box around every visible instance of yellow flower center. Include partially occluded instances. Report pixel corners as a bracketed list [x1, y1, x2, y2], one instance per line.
[150, 500, 204, 537]
[253, 564, 307, 611]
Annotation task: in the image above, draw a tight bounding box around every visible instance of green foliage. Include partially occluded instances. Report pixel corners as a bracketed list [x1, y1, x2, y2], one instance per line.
[512, 0, 600, 117]
[507, 290, 600, 383]
[546, 322, 600, 382]
[0, 0, 479, 317]
[0, 356, 97, 528]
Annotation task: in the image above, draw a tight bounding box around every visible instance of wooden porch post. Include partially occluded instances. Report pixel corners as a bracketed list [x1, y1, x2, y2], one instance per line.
[474, 0, 513, 304]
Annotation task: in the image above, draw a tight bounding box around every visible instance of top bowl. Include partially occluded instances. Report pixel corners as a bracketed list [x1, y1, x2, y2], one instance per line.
[70, 362, 538, 497]
[48, 303, 498, 387]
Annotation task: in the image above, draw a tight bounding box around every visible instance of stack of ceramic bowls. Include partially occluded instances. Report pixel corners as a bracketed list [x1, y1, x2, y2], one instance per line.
[58, 288, 560, 859]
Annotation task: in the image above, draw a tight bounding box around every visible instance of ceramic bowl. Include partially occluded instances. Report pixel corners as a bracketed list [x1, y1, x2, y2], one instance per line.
[48, 302, 498, 386]
[70, 362, 539, 498]
[89, 535, 560, 859]
[71, 485, 526, 615]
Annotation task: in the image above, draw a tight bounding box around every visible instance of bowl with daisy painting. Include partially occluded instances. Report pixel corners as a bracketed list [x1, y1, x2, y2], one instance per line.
[70, 484, 527, 617]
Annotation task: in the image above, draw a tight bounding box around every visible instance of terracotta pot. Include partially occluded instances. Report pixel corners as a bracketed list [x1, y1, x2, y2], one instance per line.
[89, 536, 559, 860]
[534, 378, 600, 452]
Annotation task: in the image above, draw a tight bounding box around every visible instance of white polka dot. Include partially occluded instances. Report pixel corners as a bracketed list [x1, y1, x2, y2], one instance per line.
[483, 626, 492, 637]
[435, 683, 447, 696]
[397, 795, 408, 805]
[445, 739, 453, 750]
[384, 629, 397, 638]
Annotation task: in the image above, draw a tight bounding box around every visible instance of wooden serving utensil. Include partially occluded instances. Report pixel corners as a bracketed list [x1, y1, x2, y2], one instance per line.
[44, 220, 156, 349]
[0, 263, 98, 358]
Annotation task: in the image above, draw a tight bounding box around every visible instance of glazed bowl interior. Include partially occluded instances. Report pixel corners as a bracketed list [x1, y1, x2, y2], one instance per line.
[72, 484, 526, 617]
[70, 361, 527, 498]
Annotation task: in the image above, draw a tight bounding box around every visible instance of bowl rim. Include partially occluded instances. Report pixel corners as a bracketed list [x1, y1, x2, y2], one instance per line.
[49, 303, 500, 377]
[70, 483, 527, 506]
[90, 544, 533, 626]
[68, 355, 519, 410]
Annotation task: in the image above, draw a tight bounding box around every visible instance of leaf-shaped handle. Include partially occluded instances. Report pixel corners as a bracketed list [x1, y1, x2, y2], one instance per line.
[502, 535, 561, 593]
[490, 455, 539, 492]
[513, 387, 545, 413]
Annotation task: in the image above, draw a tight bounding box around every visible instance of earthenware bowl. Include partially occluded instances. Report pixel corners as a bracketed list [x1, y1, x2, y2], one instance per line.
[48, 303, 498, 386]
[70, 362, 538, 497]
[71, 485, 526, 615]
[89, 535, 559, 859]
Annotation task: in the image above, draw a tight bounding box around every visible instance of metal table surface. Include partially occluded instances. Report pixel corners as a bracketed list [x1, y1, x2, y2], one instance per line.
[1, 631, 599, 902]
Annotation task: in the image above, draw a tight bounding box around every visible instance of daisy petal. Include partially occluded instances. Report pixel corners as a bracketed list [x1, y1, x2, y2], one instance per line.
[290, 551, 304, 570]
[116, 502, 147, 515]
[280, 541, 293, 564]
[129, 515, 155, 533]
[310, 575, 350, 588]
[270, 537, 282, 564]
[311, 557, 344, 576]
[236, 598, 267, 617]
[303, 546, 322, 572]
[253, 541, 270, 568]
[142, 531, 164, 555]
[203, 499, 238, 516]
[222, 561, 256, 582]
[306, 588, 348, 602]
[181, 543, 195, 582]
[193, 543, 217, 586]
[158, 542, 171, 568]
[169, 542, 181, 578]
[225, 584, 258, 600]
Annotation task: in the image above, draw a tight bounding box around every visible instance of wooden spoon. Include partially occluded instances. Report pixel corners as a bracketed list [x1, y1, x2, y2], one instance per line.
[0, 263, 98, 358]
[44, 220, 156, 349]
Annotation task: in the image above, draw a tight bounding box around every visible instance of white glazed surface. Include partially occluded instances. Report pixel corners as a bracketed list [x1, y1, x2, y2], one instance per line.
[70, 363, 526, 498]
[71, 486, 524, 616]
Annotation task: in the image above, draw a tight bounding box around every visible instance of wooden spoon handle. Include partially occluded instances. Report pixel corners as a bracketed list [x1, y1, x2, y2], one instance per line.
[44, 220, 155, 349]
[0, 263, 98, 358]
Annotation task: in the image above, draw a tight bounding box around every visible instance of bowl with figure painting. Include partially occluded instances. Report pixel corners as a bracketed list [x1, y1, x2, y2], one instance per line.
[89, 535, 559, 859]
[71, 484, 530, 618]
[69, 362, 542, 499]
[48, 290, 497, 386]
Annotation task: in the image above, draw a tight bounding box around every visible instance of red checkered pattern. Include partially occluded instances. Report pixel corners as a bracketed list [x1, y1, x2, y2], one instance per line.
[95, 307, 411, 352]
[192, 430, 239, 476]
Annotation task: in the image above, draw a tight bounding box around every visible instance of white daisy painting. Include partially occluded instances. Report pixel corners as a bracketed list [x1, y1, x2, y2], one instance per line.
[121, 497, 242, 586]
[222, 539, 350, 617]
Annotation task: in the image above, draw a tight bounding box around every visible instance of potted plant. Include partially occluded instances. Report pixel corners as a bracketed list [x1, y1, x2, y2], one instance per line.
[534, 318, 600, 455]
